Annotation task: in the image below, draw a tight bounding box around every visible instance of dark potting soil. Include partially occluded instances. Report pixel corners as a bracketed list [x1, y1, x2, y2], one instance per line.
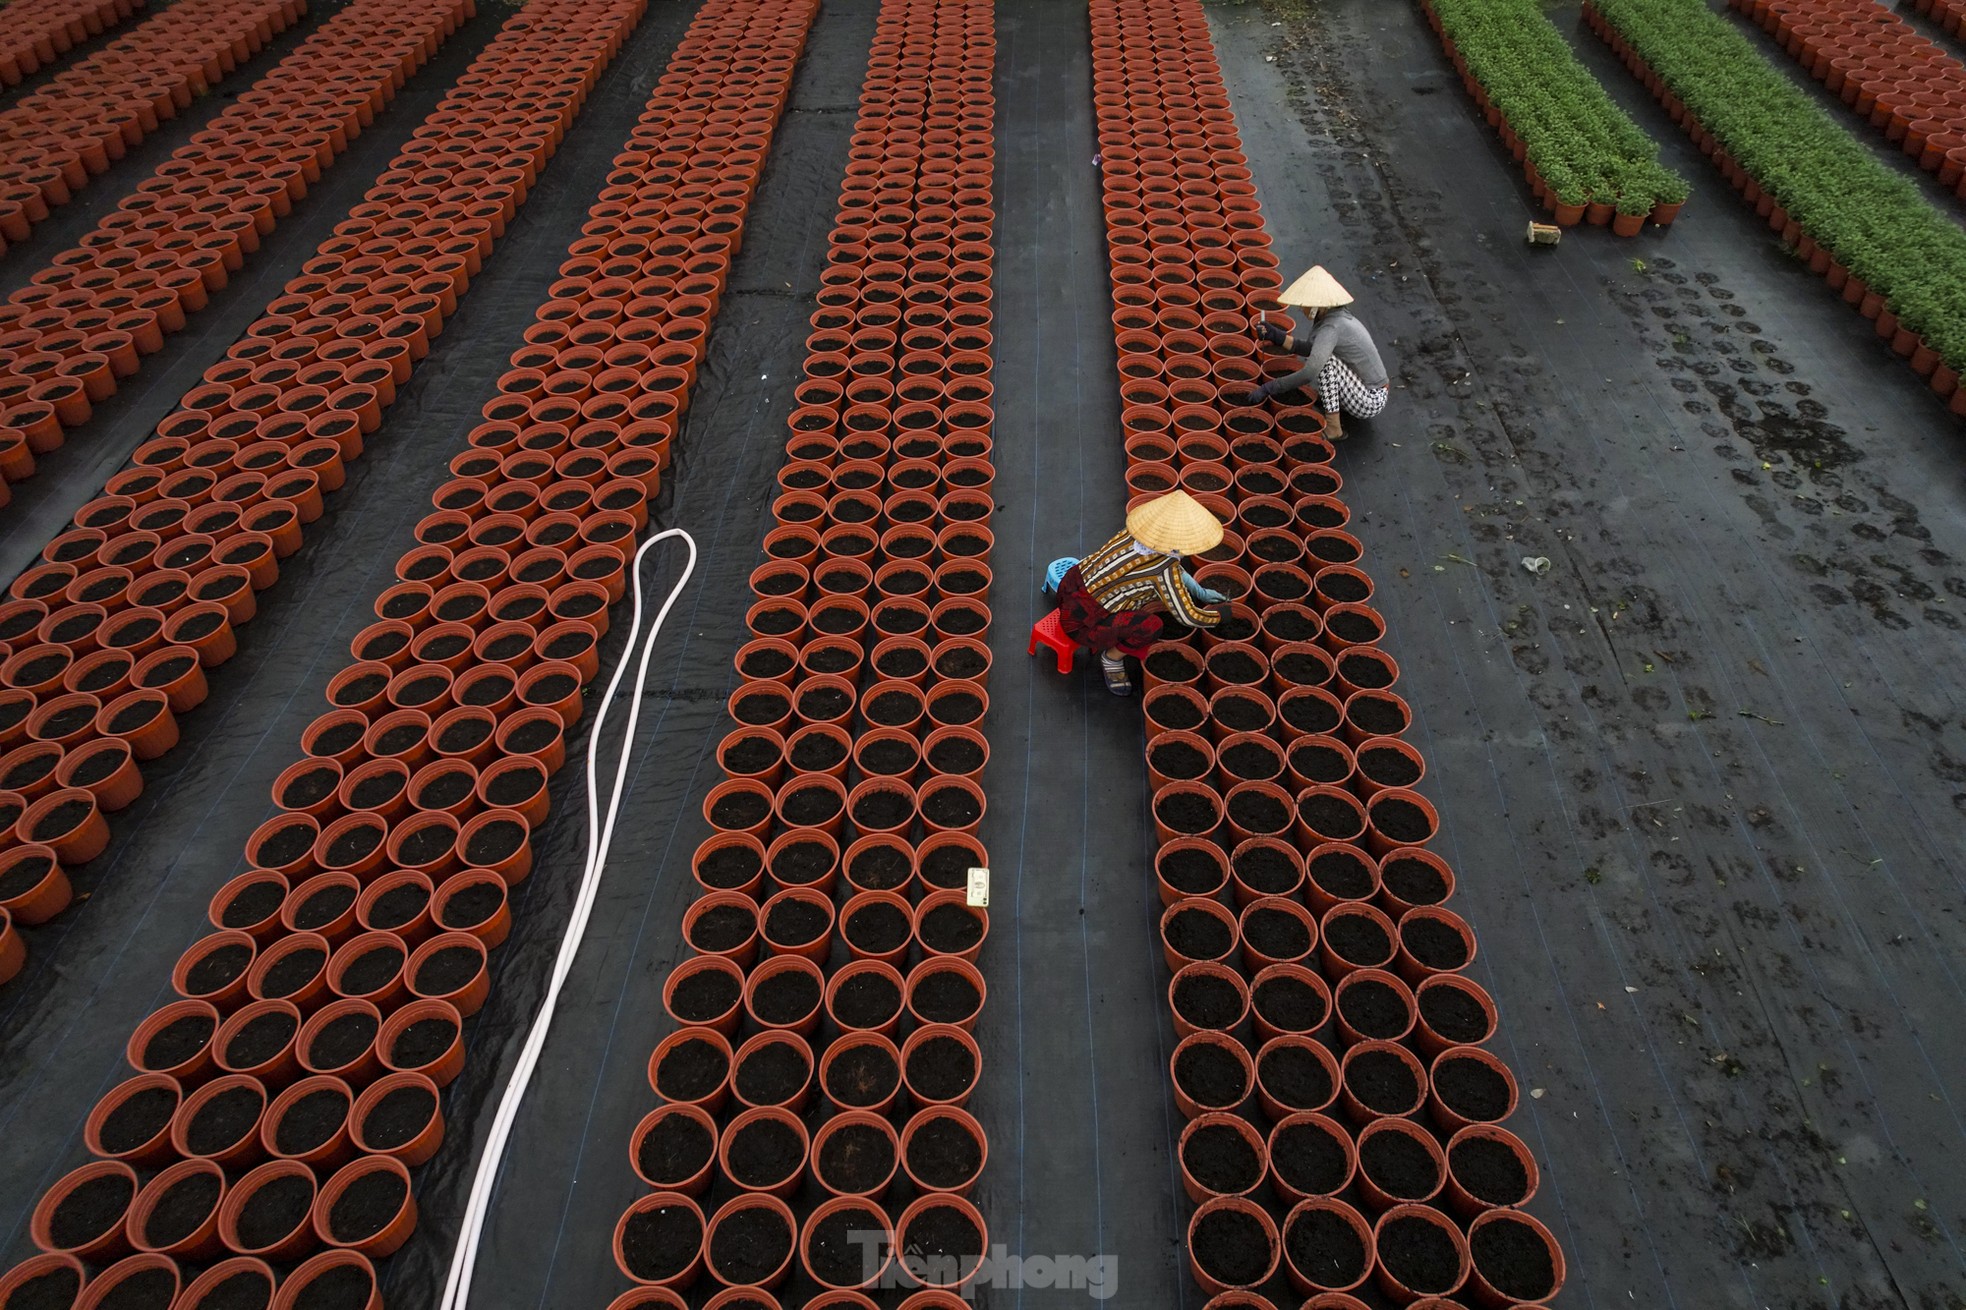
[420, 634, 470, 662]
[144, 1012, 215, 1069]
[752, 968, 822, 1026]
[234, 1173, 313, 1251]
[934, 646, 987, 680]
[877, 645, 930, 680]
[819, 1119, 895, 1192]
[186, 1085, 261, 1155]
[437, 718, 494, 754]
[1173, 971, 1243, 1029]
[735, 1042, 811, 1104]
[1272, 651, 1328, 687]
[832, 971, 902, 1028]
[937, 605, 986, 636]
[1191, 1206, 1273, 1286]
[919, 902, 982, 953]
[1450, 1134, 1530, 1206]
[797, 685, 853, 724]
[1324, 913, 1392, 968]
[5, 1263, 84, 1310]
[698, 843, 762, 890]
[280, 766, 339, 810]
[1219, 740, 1283, 781]
[1358, 745, 1421, 788]
[1346, 696, 1406, 736]
[309, 1011, 379, 1070]
[35, 708, 95, 745]
[1289, 741, 1351, 786]
[1360, 1127, 1440, 1201]
[1214, 693, 1269, 733]
[1143, 649, 1199, 682]
[826, 1043, 899, 1108]
[327, 1169, 407, 1243]
[325, 823, 385, 867]
[333, 673, 386, 707]
[1232, 845, 1298, 896]
[726, 1116, 803, 1188]
[193, 1269, 274, 1310]
[733, 690, 790, 726]
[918, 842, 977, 890]
[1420, 985, 1489, 1044]
[670, 968, 741, 1024]
[619, 1202, 701, 1282]
[1165, 906, 1232, 962]
[1298, 793, 1363, 841]
[276, 1088, 349, 1155]
[363, 1085, 436, 1151]
[1214, 612, 1258, 643]
[1434, 1055, 1512, 1121]
[1336, 653, 1392, 691]
[721, 736, 779, 775]
[463, 819, 525, 866]
[185, 942, 252, 997]
[739, 646, 795, 679]
[91, 1268, 175, 1310]
[850, 788, 912, 831]
[294, 884, 357, 931]
[1401, 916, 1470, 971]
[99, 1086, 176, 1154]
[144, 1169, 222, 1247]
[524, 673, 579, 707]
[224, 1009, 299, 1068]
[506, 717, 560, 756]
[752, 607, 801, 637]
[1183, 1120, 1261, 1194]
[867, 690, 921, 727]
[1258, 1042, 1332, 1111]
[308, 722, 363, 758]
[907, 1114, 982, 1190]
[808, 1205, 885, 1287]
[656, 1037, 730, 1101]
[901, 1205, 983, 1281]
[1381, 854, 1448, 906]
[1228, 791, 1290, 837]
[1326, 610, 1381, 644]
[436, 881, 500, 931]
[928, 690, 982, 725]
[940, 568, 987, 596]
[690, 902, 756, 952]
[1286, 1206, 1367, 1289]
[1347, 1048, 1421, 1115]
[414, 945, 481, 997]
[339, 944, 404, 997]
[1371, 797, 1433, 846]
[484, 763, 545, 809]
[638, 1112, 714, 1187]
[1149, 738, 1209, 781]
[390, 1016, 457, 1071]
[806, 646, 860, 675]
[220, 879, 286, 930]
[1338, 978, 1411, 1041]
[395, 823, 457, 869]
[48, 1171, 135, 1248]
[1308, 848, 1374, 901]
[926, 733, 985, 774]
[906, 1033, 975, 1102]
[763, 898, 829, 947]
[919, 784, 981, 829]
[709, 789, 771, 830]
[1471, 1215, 1556, 1300]
[791, 731, 850, 772]
[1253, 973, 1328, 1033]
[844, 900, 910, 955]
[1159, 845, 1224, 895]
[815, 605, 869, 636]
[370, 882, 431, 931]
[1174, 1042, 1248, 1109]
[1273, 1118, 1349, 1196]
[912, 969, 981, 1024]
[1148, 693, 1204, 732]
[1155, 791, 1219, 836]
[1379, 1214, 1461, 1295]
[708, 1206, 793, 1286]
[1206, 649, 1263, 686]
[460, 673, 515, 708]
[100, 697, 157, 736]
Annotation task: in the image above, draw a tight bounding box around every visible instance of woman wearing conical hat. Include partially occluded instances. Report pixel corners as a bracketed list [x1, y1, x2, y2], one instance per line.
[1043, 490, 1229, 696]
[1244, 265, 1389, 443]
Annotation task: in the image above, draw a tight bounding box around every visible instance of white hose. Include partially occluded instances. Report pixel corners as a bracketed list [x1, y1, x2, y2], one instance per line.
[438, 527, 698, 1310]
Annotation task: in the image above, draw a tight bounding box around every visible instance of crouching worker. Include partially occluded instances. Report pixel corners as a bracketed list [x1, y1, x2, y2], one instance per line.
[1042, 490, 1230, 696]
[1244, 265, 1388, 442]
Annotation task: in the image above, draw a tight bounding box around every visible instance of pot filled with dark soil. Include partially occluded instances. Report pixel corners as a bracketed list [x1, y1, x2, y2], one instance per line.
[907, 958, 985, 1030]
[1155, 837, 1227, 903]
[744, 956, 825, 1033]
[820, 1032, 902, 1114]
[1428, 1045, 1518, 1131]
[1356, 1117, 1446, 1209]
[632, 1103, 718, 1196]
[1468, 1207, 1564, 1304]
[1250, 963, 1329, 1039]
[612, 1193, 704, 1288]
[664, 956, 745, 1034]
[719, 1106, 808, 1197]
[1282, 1197, 1373, 1295]
[1177, 1112, 1266, 1201]
[1372, 1204, 1469, 1301]
[1333, 968, 1416, 1045]
[1185, 1196, 1278, 1294]
[802, 1197, 893, 1291]
[901, 1106, 985, 1195]
[1168, 962, 1248, 1037]
[827, 960, 906, 1035]
[1254, 1033, 1338, 1119]
[896, 1195, 986, 1290]
[1340, 1040, 1426, 1121]
[1160, 899, 1237, 971]
[902, 1025, 979, 1108]
[812, 1110, 901, 1198]
[732, 1031, 815, 1112]
[1171, 1031, 1253, 1117]
[704, 1195, 796, 1290]
[1268, 1111, 1355, 1203]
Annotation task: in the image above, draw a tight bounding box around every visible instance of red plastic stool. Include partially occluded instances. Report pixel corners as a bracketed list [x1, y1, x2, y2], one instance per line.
[1028, 608, 1077, 673]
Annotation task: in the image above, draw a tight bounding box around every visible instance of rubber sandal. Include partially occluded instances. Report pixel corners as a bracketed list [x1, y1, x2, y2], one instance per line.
[1101, 656, 1132, 696]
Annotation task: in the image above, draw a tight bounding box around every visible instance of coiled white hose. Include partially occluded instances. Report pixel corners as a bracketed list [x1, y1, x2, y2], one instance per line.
[439, 526, 698, 1310]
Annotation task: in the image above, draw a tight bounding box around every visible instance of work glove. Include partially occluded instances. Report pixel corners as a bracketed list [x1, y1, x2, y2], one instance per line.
[1180, 571, 1228, 606]
[1255, 320, 1289, 348]
[1238, 381, 1278, 407]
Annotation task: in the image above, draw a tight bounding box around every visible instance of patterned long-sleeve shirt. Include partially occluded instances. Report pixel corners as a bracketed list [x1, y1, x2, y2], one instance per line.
[1076, 529, 1220, 628]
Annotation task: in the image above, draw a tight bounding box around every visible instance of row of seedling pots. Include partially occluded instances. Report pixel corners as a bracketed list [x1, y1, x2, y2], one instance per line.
[1090, 0, 1564, 1304]
[0, 0, 469, 469]
[612, 1, 995, 1302]
[0, 0, 144, 87]
[0, 1247, 386, 1310]
[0, 0, 298, 252]
[0, 0, 650, 925]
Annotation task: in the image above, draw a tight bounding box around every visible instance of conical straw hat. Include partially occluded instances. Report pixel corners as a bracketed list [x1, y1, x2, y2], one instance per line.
[1127, 490, 1224, 555]
[1277, 265, 1353, 310]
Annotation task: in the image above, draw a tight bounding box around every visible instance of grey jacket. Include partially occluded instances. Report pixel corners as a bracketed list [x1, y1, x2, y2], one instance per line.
[1274, 308, 1388, 392]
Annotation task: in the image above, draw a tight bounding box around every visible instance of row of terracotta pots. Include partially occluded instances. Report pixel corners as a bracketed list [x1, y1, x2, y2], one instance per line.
[0, 0, 141, 87]
[0, 0, 470, 479]
[0, 0, 652, 949]
[1092, 1, 1565, 1306]
[0, 0, 299, 251]
[613, 1, 996, 1304]
[1910, 0, 1966, 39]
[0, 1248, 382, 1310]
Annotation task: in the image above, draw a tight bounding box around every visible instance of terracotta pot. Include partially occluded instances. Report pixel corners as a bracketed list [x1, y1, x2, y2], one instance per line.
[1178, 1111, 1269, 1202]
[76, 1255, 181, 1310]
[129, 1156, 227, 1259]
[718, 1104, 810, 1198]
[311, 1154, 415, 1258]
[31, 1159, 140, 1262]
[1372, 1204, 1469, 1303]
[1268, 1111, 1358, 1208]
[0, 842, 71, 922]
[647, 1026, 735, 1115]
[378, 998, 466, 1087]
[629, 1102, 720, 1196]
[1186, 1195, 1279, 1294]
[893, 1193, 988, 1291]
[179, 1258, 280, 1310]
[703, 1193, 798, 1290]
[351, 1070, 445, 1166]
[612, 1192, 705, 1290]
[218, 1159, 319, 1261]
[271, 1251, 379, 1310]
[244, 932, 330, 1010]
